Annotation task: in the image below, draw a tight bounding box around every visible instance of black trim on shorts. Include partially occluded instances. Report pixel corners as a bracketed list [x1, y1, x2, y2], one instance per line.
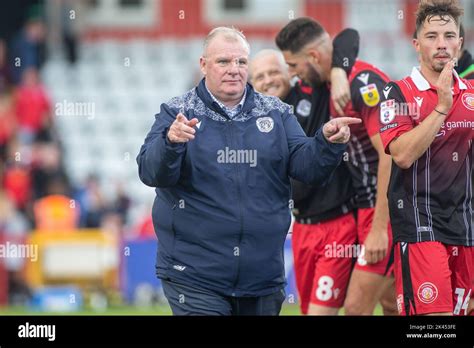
[383, 243, 395, 276]
[400, 242, 416, 315]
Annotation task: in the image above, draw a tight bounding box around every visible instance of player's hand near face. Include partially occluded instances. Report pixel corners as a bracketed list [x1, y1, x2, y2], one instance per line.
[435, 59, 454, 115]
[167, 113, 199, 143]
[388, 60, 456, 169]
[323, 117, 361, 143]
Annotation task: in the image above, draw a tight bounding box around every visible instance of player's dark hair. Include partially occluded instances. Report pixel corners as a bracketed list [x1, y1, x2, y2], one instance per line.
[275, 17, 326, 54]
[415, 0, 464, 35]
[413, 21, 464, 44]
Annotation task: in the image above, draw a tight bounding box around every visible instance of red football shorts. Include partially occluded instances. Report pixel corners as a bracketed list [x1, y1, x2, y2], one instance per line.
[354, 207, 394, 276]
[292, 212, 357, 313]
[394, 241, 473, 315]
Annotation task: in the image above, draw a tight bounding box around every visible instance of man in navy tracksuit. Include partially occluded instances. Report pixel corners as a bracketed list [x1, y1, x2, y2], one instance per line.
[137, 27, 361, 315]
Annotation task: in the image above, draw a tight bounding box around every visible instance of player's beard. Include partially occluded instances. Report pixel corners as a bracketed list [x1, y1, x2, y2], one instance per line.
[305, 63, 324, 88]
[431, 52, 452, 73]
[432, 60, 447, 73]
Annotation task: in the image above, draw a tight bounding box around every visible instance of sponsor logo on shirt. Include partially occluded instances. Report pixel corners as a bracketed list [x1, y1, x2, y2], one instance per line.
[296, 99, 312, 117]
[380, 98, 422, 125]
[380, 99, 396, 124]
[383, 86, 393, 99]
[442, 119, 474, 131]
[380, 123, 398, 133]
[414, 97, 424, 108]
[357, 73, 370, 85]
[360, 83, 380, 107]
[417, 282, 438, 304]
[462, 93, 474, 111]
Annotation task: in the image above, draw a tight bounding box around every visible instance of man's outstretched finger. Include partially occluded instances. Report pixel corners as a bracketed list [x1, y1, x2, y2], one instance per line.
[336, 117, 362, 126]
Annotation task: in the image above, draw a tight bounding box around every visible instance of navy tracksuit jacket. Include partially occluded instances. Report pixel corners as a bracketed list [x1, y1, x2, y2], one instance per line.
[137, 79, 346, 297]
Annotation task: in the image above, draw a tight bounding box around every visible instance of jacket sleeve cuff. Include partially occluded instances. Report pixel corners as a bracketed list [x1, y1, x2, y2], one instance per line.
[316, 128, 347, 153]
[164, 129, 186, 151]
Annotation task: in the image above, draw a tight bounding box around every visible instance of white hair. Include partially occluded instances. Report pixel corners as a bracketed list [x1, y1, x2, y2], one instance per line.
[203, 26, 251, 56]
[251, 49, 288, 71]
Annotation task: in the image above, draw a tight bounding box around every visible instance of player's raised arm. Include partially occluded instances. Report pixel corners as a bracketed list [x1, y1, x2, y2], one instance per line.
[331, 28, 360, 116]
[388, 60, 454, 169]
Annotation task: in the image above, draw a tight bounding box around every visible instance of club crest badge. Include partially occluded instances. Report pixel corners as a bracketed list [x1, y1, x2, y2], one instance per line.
[296, 99, 312, 117]
[462, 93, 474, 111]
[417, 282, 438, 304]
[256, 117, 274, 133]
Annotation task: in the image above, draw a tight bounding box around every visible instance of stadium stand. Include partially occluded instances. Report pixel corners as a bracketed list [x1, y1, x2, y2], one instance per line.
[0, 0, 472, 313]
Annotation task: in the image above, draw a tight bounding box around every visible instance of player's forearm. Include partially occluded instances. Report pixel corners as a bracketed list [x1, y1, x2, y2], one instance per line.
[332, 28, 359, 73]
[389, 110, 446, 169]
[289, 128, 346, 185]
[370, 152, 391, 233]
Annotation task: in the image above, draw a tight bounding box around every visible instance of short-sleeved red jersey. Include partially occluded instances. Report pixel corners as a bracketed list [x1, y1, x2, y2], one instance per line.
[330, 60, 390, 209]
[379, 67, 474, 246]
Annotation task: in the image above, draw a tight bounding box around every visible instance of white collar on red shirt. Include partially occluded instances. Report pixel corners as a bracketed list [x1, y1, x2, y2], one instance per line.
[411, 66, 467, 91]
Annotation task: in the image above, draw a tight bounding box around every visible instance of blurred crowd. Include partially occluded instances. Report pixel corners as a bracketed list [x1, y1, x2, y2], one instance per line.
[0, 4, 141, 306]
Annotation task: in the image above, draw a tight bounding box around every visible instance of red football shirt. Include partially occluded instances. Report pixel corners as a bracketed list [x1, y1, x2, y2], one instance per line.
[379, 67, 474, 246]
[330, 60, 390, 209]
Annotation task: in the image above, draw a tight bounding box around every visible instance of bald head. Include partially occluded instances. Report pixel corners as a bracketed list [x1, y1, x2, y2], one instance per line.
[250, 49, 287, 74]
[250, 49, 291, 99]
[203, 27, 250, 57]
